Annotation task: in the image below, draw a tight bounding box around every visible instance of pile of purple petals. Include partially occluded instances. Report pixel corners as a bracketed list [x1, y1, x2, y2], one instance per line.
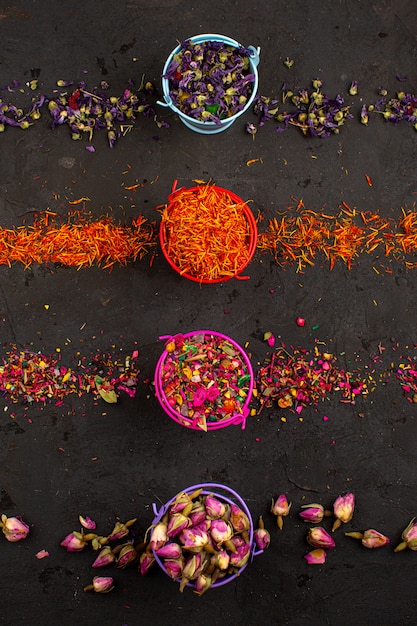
[0, 79, 169, 147]
[361, 89, 417, 128]
[249, 79, 353, 137]
[47, 80, 169, 147]
[163, 40, 255, 124]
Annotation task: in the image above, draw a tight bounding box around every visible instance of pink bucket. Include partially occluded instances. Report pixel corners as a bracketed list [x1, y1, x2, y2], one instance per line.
[151, 482, 263, 590]
[154, 330, 254, 431]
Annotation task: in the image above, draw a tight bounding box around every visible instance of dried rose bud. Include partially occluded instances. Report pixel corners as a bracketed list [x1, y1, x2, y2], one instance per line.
[332, 493, 355, 531]
[210, 519, 233, 546]
[0, 514, 30, 542]
[271, 494, 291, 530]
[60, 531, 90, 553]
[107, 518, 137, 541]
[307, 527, 336, 550]
[254, 521, 271, 551]
[116, 543, 138, 568]
[346, 529, 390, 549]
[299, 503, 332, 524]
[79, 515, 96, 530]
[92, 546, 116, 568]
[179, 553, 208, 592]
[167, 513, 190, 538]
[205, 495, 227, 520]
[194, 572, 212, 596]
[139, 550, 155, 575]
[229, 543, 251, 569]
[163, 557, 184, 579]
[156, 542, 182, 560]
[179, 526, 210, 553]
[84, 576, 114, 593]
[394, 518, 417, 552]
[149, 519, 168, 551]
[230, 503, 251, 533]
[304, 548, 326, 564]
[214, 549, 230, 571]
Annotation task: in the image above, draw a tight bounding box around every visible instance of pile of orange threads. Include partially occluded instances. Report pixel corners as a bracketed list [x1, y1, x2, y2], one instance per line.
[257, 199, 417, 272]
[0, 211, 156, 270]
[160, 184, 257, 283]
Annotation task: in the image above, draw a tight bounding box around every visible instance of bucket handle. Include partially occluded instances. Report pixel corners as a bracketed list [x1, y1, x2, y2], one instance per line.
[157, 94, 173, 108]
[247, 45, 261, 68]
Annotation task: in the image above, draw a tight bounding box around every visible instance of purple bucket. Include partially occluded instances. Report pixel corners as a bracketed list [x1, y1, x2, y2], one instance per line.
[154, 330, 254, 431]
[150, 482, 263, 591]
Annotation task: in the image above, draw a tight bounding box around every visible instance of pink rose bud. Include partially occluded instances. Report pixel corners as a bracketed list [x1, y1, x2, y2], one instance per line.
[210, 519, 233, 545]
[60, 531, 89, 553]
[307, 527, 336, 550]
[79, 515, 96, 530]
[230, 503, 251, 533]
[92, 546, 116, 568]
[194, 573, 212, 596]
[254, 526, 271, 551]
[0, 515, 30, 542]
[167, 513, 190, 538]
[84, 576, 114, 593]
[163, 557, 184, 579]
[271, 494, 292, 530]
[170, 491, 192, 514]
[346, 529, 390, 549]
[116, 543, 138, 568]
[179, 526, 210, 552]
[304, 548, 326, 564]
[139, 550, 155, 575]
[214, 549, 230, 571]
[205, 495, 227, 520]
[180, 553, 208, 591]
[332, 493, 355, 531]
[107, 518, 137, 541]
[229, 543, 251, 569]
[299, 503, 332, 524]
[394, 517, 417, 552]
[149, 520, 168, 551]
[156, 542, 182, 560]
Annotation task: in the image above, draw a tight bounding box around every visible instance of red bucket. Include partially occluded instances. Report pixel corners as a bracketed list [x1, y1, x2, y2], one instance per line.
[159, 181, 258, 284]
[154, 330, 254, 431]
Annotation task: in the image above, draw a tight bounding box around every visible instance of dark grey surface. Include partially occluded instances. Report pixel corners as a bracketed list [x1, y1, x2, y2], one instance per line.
[1, 1, 417, 624]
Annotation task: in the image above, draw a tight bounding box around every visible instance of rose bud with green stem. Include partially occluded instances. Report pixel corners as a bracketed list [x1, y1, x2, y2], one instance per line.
[92, 546, 116, 568]
[254, 515, 270, 550]
[345, 529, 390, 549]
[394, 518, 417, 552]
[107, 518, 137, 541]
[271, 494, 292, 530]
[179, 552, 209, 593]
[60, 530, 96, 553]
[299, 503, 332, 524]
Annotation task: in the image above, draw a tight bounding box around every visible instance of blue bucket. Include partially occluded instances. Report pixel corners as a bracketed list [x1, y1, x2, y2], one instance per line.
[157, 34, 260, 135]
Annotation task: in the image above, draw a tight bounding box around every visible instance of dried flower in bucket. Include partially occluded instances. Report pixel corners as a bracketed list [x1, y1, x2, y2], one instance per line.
[163, 39, 256, 124]
[148, 483, 263, 594]
[160, 183, 257, 283]
[156, 332, 253, 431]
